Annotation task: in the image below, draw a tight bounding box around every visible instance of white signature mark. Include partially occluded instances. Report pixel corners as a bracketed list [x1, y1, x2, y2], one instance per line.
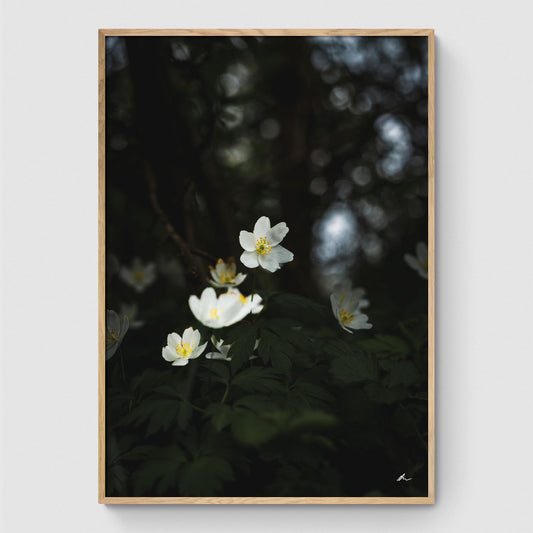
[396, 473, 412, 481]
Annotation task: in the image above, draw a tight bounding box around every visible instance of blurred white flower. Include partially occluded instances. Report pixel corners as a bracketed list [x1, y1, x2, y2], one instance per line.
[205, 335, 260, 361]
[162, 327, 207, 367]
[119, 302, 145, 329]
[106, 309, 129, 360]
[225, 288, 264, 315]
[208, 257, 247, 288]
[404, 242, 428, 280]
[188, 287, 263, 329]
[239, 216, 294, 272]
[119, 258, 156, 292]
[330, 287, 372, 333]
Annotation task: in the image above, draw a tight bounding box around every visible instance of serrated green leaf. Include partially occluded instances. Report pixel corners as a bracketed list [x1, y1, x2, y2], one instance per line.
[330, 354, 378, 383]
[231, 411, 279, 446]
[228, 332, 258, 373]
[231, 367, 286, 394]
[205, 403, 233, 431]
[387, 360, 421, 387]
[178, 456, 234, 496]
[131, 446, 186, 496]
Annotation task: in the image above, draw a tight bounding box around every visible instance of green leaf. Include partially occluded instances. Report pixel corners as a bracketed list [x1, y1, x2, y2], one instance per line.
[258, 330, 293, 373]
[228, 332, 258, 373]
[357, 334, 410, 356]
[178, 456, 234, 496]
[201, 361, 230, 385]
[205, 403, 233, 431]
[330, 354, 378, 383]
[231, 411, 279, 446]
[231, 367, 286, 394]
[288, 410, 338, 432]
[364, 383, 409, 404]
[131, 446, 186, 496]
[387, 360, 421, 387]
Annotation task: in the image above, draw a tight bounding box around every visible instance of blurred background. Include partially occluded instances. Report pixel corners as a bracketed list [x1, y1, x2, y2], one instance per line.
[105, 35, 429, 497]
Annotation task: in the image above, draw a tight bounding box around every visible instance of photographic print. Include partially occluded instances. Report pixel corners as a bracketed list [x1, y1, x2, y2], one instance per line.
[99, 29, 434, 503]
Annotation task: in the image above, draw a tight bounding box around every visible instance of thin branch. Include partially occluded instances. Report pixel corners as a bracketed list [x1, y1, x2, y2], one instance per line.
[144, 161, 218, 265]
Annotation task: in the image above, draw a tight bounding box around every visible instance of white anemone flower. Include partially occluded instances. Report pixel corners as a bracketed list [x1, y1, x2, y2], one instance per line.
[404, 242, 428, 280]
[189, 287, 263, 329]
[206, 335, 260, 361]
[119, 302, 145, 329]
[330, 288, 372, 333]
[225, 288, 264, 315]
[119, 258, 156, 292]
[106, 309, 129, 360]
[208, 257, 247, 288]
[162, 327, 207, 367]
[239, 216, 294, 272]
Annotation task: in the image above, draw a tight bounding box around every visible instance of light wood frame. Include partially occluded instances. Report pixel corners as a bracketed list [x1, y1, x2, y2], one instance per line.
[98, 28, 435, 504]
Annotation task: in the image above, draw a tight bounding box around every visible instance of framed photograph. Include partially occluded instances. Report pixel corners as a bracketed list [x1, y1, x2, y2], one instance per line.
[99, 29, 434, 504]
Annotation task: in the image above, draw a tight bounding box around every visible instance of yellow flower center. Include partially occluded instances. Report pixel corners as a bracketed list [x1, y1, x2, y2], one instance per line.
[132, 270, 146, 283]
[219, 270, 235, 284]
[339, 309, 354, 325]
[239, 294, 247, 304]
[255, 237, 272, 255]
[209, 308, 220, 319]
[106, 328, 119, 346]
[176, 342, 193, 358]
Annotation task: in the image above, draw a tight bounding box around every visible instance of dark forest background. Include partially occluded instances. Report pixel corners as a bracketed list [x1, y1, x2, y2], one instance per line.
[105, 35, 429, 498]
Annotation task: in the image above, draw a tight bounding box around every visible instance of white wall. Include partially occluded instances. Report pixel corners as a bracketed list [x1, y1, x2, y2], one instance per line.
[1, 1, 532, 531]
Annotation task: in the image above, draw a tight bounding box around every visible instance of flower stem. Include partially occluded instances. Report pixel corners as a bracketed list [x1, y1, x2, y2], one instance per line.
[220, 383, 230, 404]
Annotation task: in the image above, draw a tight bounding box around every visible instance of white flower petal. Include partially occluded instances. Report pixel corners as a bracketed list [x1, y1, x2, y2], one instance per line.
[162, 346, 178, 362]
[258, 253, 280, 272]
[172, 358, 189, 366]
[253, 216, 271, 238]
[416, 242, 428, 262]
[330, 294, 340, 316]
[205, 352, 230, 361]
[167, 332, 181, 348]
[188, 295, 202, 322]
[239, 231, 256, 252]
[201, 287, 218, 309]
[106, 342, 119, 360]
[107, 310, 121, 332]
[240, 251, 259, 268]
[232, 273, 247, 286]
[267, 221, 289, 246]
[270, 245, 293, 265]
[182, 327, 195, 346]
[191, 341, 208, 358]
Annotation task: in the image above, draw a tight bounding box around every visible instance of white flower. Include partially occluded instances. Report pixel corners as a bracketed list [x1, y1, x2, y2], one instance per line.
[404, 242, 428, 280]
[239, 216, 294, 272]
[162, 327, 207, 367]
[206, 335, 260, 361]
[208, 257, 247, 288]
[119, 302, 145, 329]
[225, 288, 264, 315]
[188, 287, 263, 329]
[106, 309, 129, 360]
[330, 288, 372, 333]
[119, 258, 156, 292]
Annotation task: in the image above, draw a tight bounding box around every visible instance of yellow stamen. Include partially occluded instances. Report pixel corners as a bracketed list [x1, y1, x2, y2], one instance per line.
[239, 294, 247, 304]
[209, 308, 220, 319]
[339, 309, 355, 325]
[255, 237, 272, 255]
[219, 270, 235, 284]
[132, 270, 146, 283]
[176, 342, 193, 358]
[106, 328, 119, 346]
